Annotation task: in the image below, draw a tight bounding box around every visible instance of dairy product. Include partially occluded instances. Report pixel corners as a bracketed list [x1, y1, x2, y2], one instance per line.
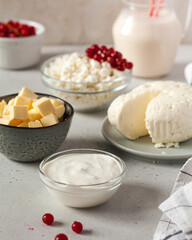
[0, 87, 65, 128]
[40, 113, 59, 127]
[14, 96, 31, 108]
[18, 87, 38, 100]
[53, 104, 65, 118]
[28, 120, 42, 128]
[28, 109, 41, 121]
[50, 98, 63, 107]
[0, 100, 6, 117]
[108, 81, 192, 147]
[145, 89, 192, 146]
[32, 97, 54, 117]
[43, 153, 122, 185]
[42, 52, 131, 111]
[44, 53, 127, 89]
[8, 98, 15, 105]
[17, 121, 28, 128]
[0, 118, 22, 127]
[113, 7, 182, 78]
[10, 105, 28, 120]
[40, 151, 125, 207]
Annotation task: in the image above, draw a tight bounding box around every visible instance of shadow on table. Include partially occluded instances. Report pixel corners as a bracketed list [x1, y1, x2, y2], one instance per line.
[75, 182, 162, 223]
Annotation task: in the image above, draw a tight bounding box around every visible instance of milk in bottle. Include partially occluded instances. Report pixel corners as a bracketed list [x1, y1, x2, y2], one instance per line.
[112, 0, 182, 78]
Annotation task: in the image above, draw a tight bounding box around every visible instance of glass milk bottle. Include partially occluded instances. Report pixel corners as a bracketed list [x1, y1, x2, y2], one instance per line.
[112, 0, 184, 78]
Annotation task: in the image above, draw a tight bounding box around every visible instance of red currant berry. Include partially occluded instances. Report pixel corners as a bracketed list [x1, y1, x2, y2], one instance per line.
[100, 45, 107, 52]
[72, 221, 83, 234]
[8, 20, 14, 26]
[20, 27, 29, 36]
[109, 47, 115, 55]
[86, 47, 94, 57]
[106, 56, 114, 65]
[86, 47, 91, 54]
[86, 48, 94, 54]
[9, 32, 17, 38]
[55, 233, 68, 240]
[13, 21, 19, 28]
[91, 44, 99, 51]
[126, 62, 133, 69]
[111, 60, 117, 68]
[42, 213, 54, 225]
[19, 24, 28, 29]
[0, 24, 8, 33]
[116, 65, 124, 71]
[29, 26, 36, 35]
[115, 57, 122, 66]
[93, 53, 102, 62]
[121, 58, 127, 69]
[0, 32, 6, 37]
[114, 51, 122, 59]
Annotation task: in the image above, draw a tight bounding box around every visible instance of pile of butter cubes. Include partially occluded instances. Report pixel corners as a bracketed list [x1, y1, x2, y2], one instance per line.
[0, 87, 65, 128]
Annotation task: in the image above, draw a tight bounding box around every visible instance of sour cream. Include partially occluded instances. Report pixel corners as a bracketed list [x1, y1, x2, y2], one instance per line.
[43, 153, 122, 185]
[39, 150, 126, 208]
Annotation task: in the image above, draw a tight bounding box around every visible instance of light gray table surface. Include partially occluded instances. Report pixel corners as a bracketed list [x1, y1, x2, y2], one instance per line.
[0, 44, 191, 240]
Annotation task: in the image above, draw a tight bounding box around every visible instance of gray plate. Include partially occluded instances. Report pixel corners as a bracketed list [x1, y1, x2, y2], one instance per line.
[102, 117, 192, 161]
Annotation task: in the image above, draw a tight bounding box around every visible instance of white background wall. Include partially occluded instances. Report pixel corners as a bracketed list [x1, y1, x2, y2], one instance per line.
[0, 0, 192, 45]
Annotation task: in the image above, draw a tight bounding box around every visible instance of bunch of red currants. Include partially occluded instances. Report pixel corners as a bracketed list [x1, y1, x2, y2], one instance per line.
[0, 20, 36, 38]
[86, 44, 133, 71]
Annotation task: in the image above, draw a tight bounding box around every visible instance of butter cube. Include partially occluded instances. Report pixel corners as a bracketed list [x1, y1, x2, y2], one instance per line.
[40, 113, 59, 127]
[50, 98, 64, 107]
[17, 121, 28, 128]
[28, 100, 34, 110]
[14, 96, 31, 108]
[3, 105, 12, 119]
[10, 105, 28, 120]
[9, 119, 23, 126]
[0, 118, 22, 127]
[0, 100, 7, 117]
[28, 120, 42, 128]
[18, 87, 38, 100]
[8, 98, 15, 105]
[32, 98, 54, 117]
[28, 109, 41, 121]
[54, 104, 65, 118]
[0, 118, 10, 125]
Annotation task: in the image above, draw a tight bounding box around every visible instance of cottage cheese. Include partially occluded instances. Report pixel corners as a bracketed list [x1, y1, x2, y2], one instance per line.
[108, 81, 192, 147]
[42, 52, 130, 111]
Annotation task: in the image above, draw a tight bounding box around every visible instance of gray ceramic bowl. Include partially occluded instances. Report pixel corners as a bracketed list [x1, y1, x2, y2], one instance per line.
[0, 93, 74, 162]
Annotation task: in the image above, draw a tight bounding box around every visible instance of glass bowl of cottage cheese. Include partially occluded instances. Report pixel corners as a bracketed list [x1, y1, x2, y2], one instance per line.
[40, 47, 132, 112]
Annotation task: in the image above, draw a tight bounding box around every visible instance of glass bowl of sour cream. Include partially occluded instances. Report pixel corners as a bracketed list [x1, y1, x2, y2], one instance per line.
[39, 149, 126, 208]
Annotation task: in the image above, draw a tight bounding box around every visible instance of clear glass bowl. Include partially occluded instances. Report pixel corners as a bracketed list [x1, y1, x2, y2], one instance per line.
[40, 55, 132, 112]
[39, 149, 126, 208]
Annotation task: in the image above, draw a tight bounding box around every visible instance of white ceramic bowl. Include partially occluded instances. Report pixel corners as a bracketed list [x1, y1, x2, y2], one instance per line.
[40, 54, 132, 112]
[39, 149, 126, 208]
[0, 20, 45, 69]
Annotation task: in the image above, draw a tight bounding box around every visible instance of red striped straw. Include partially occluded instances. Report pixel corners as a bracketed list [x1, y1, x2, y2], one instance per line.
[154, 0, 163, 17]
[148, 0, 155, 17]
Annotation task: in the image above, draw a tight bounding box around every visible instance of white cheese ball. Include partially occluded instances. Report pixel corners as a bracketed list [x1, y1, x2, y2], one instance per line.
[108, 81, 192, 147]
